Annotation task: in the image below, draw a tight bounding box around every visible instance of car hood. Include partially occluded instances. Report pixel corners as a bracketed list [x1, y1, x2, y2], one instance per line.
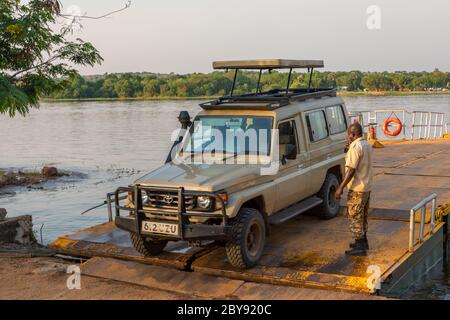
[135, 162, 266, 191]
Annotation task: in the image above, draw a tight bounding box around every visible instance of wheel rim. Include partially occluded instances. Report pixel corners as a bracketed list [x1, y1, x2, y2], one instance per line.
[246, 221, 263, 257]
[328, 184, 338, 209]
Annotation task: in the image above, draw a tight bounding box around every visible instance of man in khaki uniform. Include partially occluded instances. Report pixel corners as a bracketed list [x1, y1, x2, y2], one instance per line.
[335, 123, 373, 256]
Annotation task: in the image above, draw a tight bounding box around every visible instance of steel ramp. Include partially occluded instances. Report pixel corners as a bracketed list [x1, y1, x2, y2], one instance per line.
[49, 210, 413, 294]
[48, 139, 450, 297]
[49, 222, 214, 270]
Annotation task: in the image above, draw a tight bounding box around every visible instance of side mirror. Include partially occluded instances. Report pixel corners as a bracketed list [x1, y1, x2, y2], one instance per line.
[178, 110, 192, 129]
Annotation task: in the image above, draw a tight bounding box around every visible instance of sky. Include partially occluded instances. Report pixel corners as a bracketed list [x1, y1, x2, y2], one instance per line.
[59, 0, 450, 75]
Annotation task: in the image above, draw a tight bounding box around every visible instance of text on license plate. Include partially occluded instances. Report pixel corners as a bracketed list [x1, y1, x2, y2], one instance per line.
[141, 221, 178, 235]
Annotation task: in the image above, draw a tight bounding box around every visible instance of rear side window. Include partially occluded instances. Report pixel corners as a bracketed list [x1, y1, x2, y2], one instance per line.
[306, 110, 329, 142]
[326, 105, 347, 134]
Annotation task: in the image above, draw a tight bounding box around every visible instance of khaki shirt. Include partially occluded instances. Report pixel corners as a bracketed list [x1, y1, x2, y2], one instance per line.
[345, 137, 373, 192]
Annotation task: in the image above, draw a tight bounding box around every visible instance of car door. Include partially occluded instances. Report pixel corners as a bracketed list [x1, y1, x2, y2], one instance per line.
[304, 108, 333, 194]
[325, 104, 348, 161]
[273, 116, 311, 212]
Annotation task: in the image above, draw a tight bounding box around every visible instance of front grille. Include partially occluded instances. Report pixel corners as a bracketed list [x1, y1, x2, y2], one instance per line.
[144, 190, 196, 210]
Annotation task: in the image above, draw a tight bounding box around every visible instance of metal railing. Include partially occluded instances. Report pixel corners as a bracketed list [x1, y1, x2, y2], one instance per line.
[409, 193, 437, 252]
[106, 192, 127, 222]
[411, 111, 446, 139]
[351, 109, 447, 140]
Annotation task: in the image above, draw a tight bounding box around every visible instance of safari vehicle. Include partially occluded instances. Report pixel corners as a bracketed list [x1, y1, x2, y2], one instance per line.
[114, 59, 349, 268]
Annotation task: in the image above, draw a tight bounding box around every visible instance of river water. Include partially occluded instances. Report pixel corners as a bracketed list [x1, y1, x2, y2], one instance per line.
[1, 95, 449, 298]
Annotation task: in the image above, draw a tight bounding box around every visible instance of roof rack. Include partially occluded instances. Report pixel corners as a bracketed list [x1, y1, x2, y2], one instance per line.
[213, 59, 324, 70]
[200, 88, 337, 111]
[211, 58, 326, 97]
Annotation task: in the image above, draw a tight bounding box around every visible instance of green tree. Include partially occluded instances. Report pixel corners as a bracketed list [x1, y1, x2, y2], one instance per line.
[361, 73, 393, 91]
[142, 78, 162, 97]
[0, 0, 103, 116]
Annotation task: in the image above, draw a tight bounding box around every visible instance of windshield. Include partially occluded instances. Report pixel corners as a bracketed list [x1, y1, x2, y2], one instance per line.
[182, 116, 273, 156]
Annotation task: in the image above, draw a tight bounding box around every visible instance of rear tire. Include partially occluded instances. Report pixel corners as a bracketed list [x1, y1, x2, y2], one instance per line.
[317, 173, 340, 219]
[130, 233, 167, 256]
[225, 208, 266, 269]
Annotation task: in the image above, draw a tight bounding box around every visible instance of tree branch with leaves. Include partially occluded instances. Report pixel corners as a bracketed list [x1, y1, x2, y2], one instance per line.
[0, 0, 130, 116]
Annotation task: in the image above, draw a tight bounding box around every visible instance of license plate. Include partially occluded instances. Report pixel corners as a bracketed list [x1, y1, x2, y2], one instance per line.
[141, 221, 178, 236]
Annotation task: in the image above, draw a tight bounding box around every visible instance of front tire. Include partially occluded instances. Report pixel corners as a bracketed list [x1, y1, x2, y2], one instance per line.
[130, 233, 168, 256]
[317, 173, 340, 219]
[225, 208, 266, 269]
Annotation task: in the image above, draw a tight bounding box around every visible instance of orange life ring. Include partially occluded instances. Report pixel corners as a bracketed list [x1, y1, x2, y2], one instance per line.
[383, 117, 403, 137]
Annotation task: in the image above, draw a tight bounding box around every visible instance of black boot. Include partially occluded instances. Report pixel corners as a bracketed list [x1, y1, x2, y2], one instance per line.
[345, 239, 367, 256]
[363, 234, 369, 250]
[349, 234, 369, 250]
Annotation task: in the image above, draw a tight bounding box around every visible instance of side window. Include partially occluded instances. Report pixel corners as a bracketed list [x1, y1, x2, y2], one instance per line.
[278, 120, 298, 160]
[306, 110, 329, 142]
[326, 105, 347, 134]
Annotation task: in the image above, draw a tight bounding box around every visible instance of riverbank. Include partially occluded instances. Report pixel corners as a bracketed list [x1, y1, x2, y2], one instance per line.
[0, 257, 190, 299]
[0, 167, 63, 190]
[41, 91, 450, 102]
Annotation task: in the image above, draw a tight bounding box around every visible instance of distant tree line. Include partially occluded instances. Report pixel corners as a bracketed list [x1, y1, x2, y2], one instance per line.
[47, 69, 450, 99]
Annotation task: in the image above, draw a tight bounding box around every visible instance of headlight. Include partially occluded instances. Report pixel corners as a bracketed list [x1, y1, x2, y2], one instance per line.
[197, 196, 212, 209]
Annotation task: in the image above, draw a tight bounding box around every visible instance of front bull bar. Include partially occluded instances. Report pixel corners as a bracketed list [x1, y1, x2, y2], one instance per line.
[113, 185, 229, 241]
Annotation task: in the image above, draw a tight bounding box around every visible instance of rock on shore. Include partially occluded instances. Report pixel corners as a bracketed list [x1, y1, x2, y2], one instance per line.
[0, 214, 35, 245]
[0, 166, 60, 189]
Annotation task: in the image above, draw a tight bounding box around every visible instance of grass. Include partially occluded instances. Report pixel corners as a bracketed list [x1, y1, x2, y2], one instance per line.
[41, 96, 219, 102]
[338, 90, 450, 97]
[40, 91, 450, 102]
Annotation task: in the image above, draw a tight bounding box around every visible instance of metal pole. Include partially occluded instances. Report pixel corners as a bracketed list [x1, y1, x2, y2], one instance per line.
[256, 69, 262, 94]
[286, 68, 293, 95]
[430, 198, 436, 233]
[419, 112, 423, 138]
[230, 69, 238, 97]
[434, 113, 439, 138]
[409, 209, 415, 252]
[427, 112, 432, 139]
[402, 110, 406, 136]
[411, 112, 416, 140]
[419, 206, 426, 242]
[307, 68, 314, 92]
[107, 193, 113, 222]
